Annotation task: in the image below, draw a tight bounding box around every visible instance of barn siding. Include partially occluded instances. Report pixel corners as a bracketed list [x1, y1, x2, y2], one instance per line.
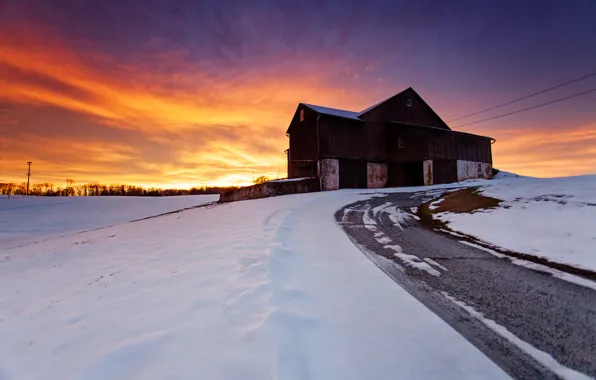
[359, 88, 449, 129]
[289, 161, 318, 178]
[385, 123, 432, 163]
[288, 121, 318, 161]
[318, 117, 385, 161]
[430, 133, 492, 164]
[287, 106, 321, 178]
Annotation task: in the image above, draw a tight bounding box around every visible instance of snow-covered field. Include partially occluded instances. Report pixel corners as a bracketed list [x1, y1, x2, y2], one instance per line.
[0, 191, 508, 380]
[435, 173, 596, 272]
[0, 195, 218, 249]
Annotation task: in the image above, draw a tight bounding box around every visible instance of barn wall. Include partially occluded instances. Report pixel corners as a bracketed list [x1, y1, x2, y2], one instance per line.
[385, 123, 432, 163]
[319, 118, 385, 161]
[287, 106, 320, 162]
[367, 162, 388, 188]
[430, 133, 492, 164]
[319, 158, 339, 191]
[457, 160, 493, 181]
[423, 160, 433, 186]
[288, 160, 318, 178]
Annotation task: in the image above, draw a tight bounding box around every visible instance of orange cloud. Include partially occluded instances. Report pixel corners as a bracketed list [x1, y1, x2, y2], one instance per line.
[1, 24, 594, 188]
[0, 28, 376, 131]
[0, 26, 383, 186]
[491, 123, 596, 177]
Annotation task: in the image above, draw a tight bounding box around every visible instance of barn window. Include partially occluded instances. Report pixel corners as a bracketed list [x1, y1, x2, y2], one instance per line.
[398, 136, 404, 149]
[477, 163, 482, 174]
[406, 97, 412, 107]
[299, 109, 304, 122]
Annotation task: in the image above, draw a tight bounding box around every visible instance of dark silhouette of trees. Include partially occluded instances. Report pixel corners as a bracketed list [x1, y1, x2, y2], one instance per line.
[0, 181, 239, 197]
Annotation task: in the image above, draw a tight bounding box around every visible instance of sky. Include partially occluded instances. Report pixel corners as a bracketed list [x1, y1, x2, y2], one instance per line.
[1, 0, 595, 188]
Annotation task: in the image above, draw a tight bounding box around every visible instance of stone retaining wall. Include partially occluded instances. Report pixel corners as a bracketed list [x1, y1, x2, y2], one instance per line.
[219, 178, 320, 203]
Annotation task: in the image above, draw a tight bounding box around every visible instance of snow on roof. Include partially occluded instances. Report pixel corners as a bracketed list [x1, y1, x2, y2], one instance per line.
[302, 103, 361, 120]
[268, 177, 315, 183]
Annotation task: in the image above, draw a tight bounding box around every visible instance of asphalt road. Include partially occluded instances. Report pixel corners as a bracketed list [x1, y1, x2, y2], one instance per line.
[337, 192, 596, 380]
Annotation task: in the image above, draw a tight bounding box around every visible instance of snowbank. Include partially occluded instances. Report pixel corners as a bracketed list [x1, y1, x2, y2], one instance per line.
[435, 175, 596, 272]
[0, 191, 507, 380]
[0, 195, 218, 249]
[493, 170, 524, 179]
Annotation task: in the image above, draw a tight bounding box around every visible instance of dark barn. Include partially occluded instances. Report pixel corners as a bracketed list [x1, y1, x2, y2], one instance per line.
[286, 87, 494, 190]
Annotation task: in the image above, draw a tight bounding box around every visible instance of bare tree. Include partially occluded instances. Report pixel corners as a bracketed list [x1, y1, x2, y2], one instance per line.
[253, 175, 270, 185]
[65, 179, 76, 196]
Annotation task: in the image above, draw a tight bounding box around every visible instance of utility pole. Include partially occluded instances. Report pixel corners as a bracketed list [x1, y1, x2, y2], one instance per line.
[26, 161, 32, 196]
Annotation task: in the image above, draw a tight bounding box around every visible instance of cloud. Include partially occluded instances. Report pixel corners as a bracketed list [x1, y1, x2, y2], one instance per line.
[492, 123, 596, 177]
[0, 0, 595, 186]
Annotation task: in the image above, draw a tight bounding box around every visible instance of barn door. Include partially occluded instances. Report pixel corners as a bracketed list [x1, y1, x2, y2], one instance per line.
[433, 159, 458, 184]
[338, 159, 367, 188]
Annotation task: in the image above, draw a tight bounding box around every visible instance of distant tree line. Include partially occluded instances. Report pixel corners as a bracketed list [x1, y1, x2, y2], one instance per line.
[0, 180, 239, 197]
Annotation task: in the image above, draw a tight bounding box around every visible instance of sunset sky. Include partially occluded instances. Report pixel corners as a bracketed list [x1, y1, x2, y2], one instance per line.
[1, 0, 595, 188]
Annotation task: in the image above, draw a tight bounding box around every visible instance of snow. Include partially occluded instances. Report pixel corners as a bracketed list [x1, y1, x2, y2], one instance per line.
[0, 195, 218, 250]
[493, 170, 524, 179]
[435, 175, 596, 272]
[459, 241, 506, 258]
[381, 205, 418, 229]
[375, 236, 392, 244]
[459, 240, 596, 291]
[371, 201, 392, 217]
[428, 198, 444, 210]
[384, 244, 441, 277]
[441, 292, 591, 380]
[303, 103, 361, 120]
[362, 207, 378, 231]
[268, 177, 313, 183]
[507, 258, 596, 292]
[423, 258, 449, 272]
[0, 191, 508, 380]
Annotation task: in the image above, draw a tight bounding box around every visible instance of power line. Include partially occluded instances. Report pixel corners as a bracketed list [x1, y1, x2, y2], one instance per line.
[453, 87, 596, 128]
[448, 70, 596, 122]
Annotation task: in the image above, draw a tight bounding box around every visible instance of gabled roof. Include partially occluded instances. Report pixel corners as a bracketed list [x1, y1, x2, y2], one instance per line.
[357, 87, 451, 130]
[301, 103, 361, 121]
[357, 94, 396, 116]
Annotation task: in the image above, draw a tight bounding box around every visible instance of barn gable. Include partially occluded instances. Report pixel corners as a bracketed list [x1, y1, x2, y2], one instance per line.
[357, 87, 451, 130]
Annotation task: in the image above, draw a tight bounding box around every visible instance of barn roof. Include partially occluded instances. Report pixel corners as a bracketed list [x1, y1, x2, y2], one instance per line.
[300, 88, 450, 129]
[301, 104, 361, 121]
[386, 121, 496, 142]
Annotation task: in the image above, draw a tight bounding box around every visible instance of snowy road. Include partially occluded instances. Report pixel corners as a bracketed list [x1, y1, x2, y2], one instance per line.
[339, 192, 596, 380]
